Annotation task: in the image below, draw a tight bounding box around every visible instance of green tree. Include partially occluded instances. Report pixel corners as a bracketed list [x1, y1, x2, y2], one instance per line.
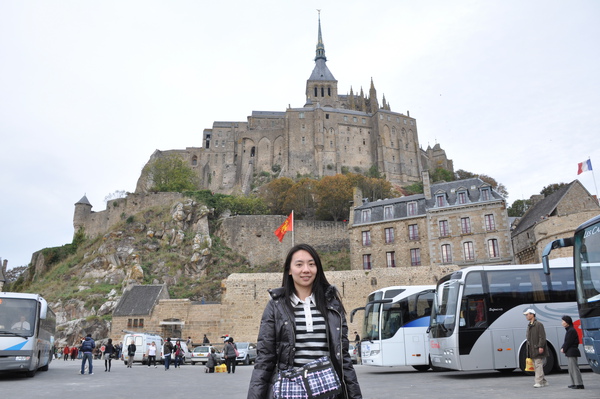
[221, 195, 269, 215]
[346, 173, 395, 202]
[429, 167, 455, 183]
[540, 183, 568, 197]
[507, 199, 532, 217]
[403, 181, 424, 195]
[315, 175, 353, 221]
[146, 155, 198, 192]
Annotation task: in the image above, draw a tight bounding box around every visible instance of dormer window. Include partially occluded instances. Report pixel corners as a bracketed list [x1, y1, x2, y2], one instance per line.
[480, 188, 491, 201]
[436, 194, 446, 207]
[457, 191, 468, 205]
[361, 209, 371, 223]
[384, 205, 394, 220]
[407, 202, 418, 216]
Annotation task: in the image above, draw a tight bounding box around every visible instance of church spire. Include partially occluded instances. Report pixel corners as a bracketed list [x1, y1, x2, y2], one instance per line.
[315, 10, 326, 61]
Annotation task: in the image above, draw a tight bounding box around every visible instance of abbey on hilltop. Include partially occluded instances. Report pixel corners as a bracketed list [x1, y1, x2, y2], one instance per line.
[136, 14, 452, 195]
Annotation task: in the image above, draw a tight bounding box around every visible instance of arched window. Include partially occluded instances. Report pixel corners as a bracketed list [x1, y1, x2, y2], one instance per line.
[321, 87, 325, 97]
[250, 146, 256, 157]
[191, 156, 197, 166]
[314, 87, 318, 97]
[328, 87, 331, 96]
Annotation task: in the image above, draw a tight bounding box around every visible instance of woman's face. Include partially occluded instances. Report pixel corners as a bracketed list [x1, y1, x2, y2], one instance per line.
[289, 249, 317, 293]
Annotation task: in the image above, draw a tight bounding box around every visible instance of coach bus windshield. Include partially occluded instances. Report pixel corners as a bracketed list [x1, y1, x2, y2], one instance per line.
[575, 221, 600, 305]
[0, 298, 37, 338]
[430, 277, 461, 338]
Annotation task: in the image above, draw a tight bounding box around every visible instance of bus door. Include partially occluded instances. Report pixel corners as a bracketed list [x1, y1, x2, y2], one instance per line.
[491, 329, 518, 369]
[403, 290, 434, 366]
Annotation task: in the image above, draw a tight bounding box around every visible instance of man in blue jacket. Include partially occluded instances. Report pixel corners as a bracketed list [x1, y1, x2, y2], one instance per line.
[80, 334, 96, 375]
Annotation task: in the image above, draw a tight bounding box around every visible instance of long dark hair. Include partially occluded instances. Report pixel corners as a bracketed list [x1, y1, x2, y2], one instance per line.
[281, 243, 336, 318]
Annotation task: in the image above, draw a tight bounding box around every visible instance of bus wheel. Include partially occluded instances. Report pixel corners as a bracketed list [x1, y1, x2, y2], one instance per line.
[39, 355, 51, 372]
[412, 365, 430, 372]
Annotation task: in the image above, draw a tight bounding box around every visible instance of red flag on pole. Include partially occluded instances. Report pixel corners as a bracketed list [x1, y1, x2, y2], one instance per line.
[274, 212, 294, 242]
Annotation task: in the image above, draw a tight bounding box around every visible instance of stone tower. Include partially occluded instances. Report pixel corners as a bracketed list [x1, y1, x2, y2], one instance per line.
[73, 194, 92, 234]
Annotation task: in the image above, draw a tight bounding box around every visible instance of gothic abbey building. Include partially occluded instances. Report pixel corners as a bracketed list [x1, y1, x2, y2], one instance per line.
[135, 16, 452, 195]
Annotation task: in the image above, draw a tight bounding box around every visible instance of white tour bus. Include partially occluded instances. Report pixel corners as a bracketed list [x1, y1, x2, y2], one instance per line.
[0, 292, 56, 377]
[428, 259, 585, 374]
[353, 285, 435, 370]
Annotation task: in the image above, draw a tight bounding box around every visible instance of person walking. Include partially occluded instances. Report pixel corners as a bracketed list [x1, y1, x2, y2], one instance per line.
[223, 337, 238, 374]
[247, 243, 362, 399]
[173, 341, 183, 368]
[561, 315, 584, 389]
[203, 334, 210, 344]
[146, 341, 158, 368]
[104, 338, 115, 372]
[163, 338, 174, 370]
[70, 345, 78, 361]
[80, 334, 95, 375]
[126, 339, 136, 368]
[524, 308, 548, 388]
[63, 345, 70, 361]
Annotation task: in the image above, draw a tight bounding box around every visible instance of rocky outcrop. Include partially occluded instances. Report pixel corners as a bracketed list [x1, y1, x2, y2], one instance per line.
[40, 198, 215, 346]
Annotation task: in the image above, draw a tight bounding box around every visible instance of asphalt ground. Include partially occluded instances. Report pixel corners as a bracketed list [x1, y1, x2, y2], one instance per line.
[0, 358, 598, 398]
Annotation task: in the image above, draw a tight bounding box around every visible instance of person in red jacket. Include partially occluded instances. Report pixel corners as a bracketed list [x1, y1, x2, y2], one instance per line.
[63, 345, 70, 361]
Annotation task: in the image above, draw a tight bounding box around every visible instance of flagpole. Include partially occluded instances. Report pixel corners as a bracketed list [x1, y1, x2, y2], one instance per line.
[590, 157, 599, 204]
[291, 210, 295, 247]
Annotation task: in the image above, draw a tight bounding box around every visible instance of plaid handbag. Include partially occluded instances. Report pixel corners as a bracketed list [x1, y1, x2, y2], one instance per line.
[273, 356, 342, 399]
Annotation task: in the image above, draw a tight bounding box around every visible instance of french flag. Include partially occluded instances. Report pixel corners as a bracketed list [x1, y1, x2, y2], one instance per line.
[577, 159, 593, 175]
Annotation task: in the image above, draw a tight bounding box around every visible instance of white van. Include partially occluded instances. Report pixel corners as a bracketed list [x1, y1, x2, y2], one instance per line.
[122, 332, 164, 365]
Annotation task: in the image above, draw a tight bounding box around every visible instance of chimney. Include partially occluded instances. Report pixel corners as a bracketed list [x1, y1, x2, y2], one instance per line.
[422, 171, 432, 200]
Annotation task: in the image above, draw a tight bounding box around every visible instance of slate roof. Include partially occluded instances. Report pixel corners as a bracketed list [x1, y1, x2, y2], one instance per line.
[511, 181, 575, 236]
[113, 285, 168, 317]
[75, 195, 92, 206]
[353, 177, 502, 225]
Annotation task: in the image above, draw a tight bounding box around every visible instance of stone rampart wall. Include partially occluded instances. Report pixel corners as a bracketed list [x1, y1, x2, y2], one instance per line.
[217, 215, 350, 266]
[77, 192, 184, 238]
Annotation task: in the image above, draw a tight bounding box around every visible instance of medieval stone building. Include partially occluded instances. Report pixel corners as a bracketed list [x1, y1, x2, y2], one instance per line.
[135, 15, 452, 195]
[511, 180, 600, 264]
[349, 172, 513, 270]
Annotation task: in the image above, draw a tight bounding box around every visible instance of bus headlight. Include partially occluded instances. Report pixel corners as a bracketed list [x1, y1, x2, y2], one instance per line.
[15, 356, 31, 361]
[443, 349, 454, 356]
[369, 350, 380, 356]
[584, 345, 595, 354]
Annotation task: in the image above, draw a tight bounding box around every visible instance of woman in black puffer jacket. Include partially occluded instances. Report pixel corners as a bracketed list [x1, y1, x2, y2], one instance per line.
[247, 244, 362, 399]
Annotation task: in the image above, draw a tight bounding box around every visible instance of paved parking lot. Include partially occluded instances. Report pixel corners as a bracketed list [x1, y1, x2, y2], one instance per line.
[0, 359, 597, 398]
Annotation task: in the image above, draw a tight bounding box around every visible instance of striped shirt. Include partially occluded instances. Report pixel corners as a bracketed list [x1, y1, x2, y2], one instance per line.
[291, 293, 328, 368]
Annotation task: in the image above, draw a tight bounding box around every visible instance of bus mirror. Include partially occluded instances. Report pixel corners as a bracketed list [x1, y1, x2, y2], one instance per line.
[350, 307, 364, 323]
[39, 297, 48, 319]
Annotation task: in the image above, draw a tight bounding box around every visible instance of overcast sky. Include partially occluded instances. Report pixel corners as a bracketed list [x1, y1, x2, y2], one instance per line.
[1, 1, 599, 269]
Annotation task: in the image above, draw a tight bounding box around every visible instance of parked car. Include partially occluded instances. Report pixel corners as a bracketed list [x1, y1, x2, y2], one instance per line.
[191, 345, 215, 365]
[235, 342, 257, 365]
[349, 343, 358, 364]
[219, 342, 257, 365]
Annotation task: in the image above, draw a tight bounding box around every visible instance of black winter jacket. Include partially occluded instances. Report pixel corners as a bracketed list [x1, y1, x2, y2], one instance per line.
[247, 286, 362, 399]
[562, 325, 581, 358]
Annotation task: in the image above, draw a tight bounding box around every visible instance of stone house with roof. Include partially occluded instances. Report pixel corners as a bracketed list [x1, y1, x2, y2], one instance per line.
[511, 180, 600, 264]
[349, 172, 513, 269]
[111, 284, 222, 343]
